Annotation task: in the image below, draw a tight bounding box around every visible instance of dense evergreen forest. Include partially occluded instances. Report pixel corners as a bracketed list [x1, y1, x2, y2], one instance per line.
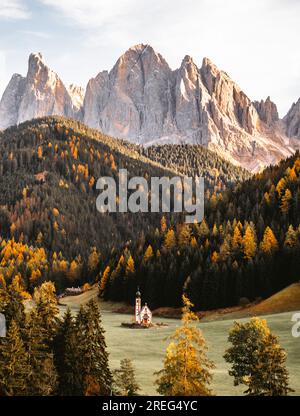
[0, 116, 246, 296]
[0, 281, 112, 396]
[143, 144, 251, 191]
[0, 116, 299, 311]
[100, 153, 300, 310]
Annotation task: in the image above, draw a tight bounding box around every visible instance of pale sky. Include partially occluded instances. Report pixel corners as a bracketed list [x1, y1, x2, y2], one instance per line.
[0, 0, 299, 116]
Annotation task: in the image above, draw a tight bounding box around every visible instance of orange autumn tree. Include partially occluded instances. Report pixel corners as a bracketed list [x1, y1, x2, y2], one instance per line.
[280, 189, 292, 214]
[260, 226, 278, 254]
[0, 239, 48, 289]
[242, 226, 257, 260]
[155, 296, 215, 396]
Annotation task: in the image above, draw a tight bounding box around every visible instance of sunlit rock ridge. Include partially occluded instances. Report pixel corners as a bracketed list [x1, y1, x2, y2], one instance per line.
[0, 44, 299, 172]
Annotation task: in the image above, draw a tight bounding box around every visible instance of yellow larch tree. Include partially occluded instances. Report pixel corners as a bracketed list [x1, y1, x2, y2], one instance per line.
[280, 189, 292, 214]
[260, 226, 278, 253]
[125, 255, 135, 276]
[178, 224, 191, 248]
[242, 226, 257, 260]
[144, 245, 154, 262]
[284, 225, 298, 248]
[155, 296, 215, 396]
[232, 226, 243, 250]
[99, 266, 110, 295]
[164, 229, 176, 250]
[211, 251, 219, 263]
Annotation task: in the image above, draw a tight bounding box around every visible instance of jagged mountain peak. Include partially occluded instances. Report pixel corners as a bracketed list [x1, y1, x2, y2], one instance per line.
[181, 55, 195, 65]
[128, 43, 152, 52]
[11, 73, 24, 80]
[115, 43, 170, 72]
[201, 57, 226, 78]
[284, 97, 300, 139]
[29, 51, 45, 64]
[27, 52, 50, 77]
[202, 56, 218, 70]
[0, 52, 80, 130]
[253, 96, 279, 126]
[1, 46, 300, 173]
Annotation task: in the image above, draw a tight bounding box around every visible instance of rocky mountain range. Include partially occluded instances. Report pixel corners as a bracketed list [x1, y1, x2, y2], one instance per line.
[0, 44, 299, 172]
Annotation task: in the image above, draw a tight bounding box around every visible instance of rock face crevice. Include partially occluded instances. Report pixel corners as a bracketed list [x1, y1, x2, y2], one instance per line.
[1, 44, 300, 172]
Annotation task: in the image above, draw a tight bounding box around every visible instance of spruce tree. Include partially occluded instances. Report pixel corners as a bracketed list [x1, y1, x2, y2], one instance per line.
[0, 320, 31, 396]
[71, 300, 112, 395]
[0, 281, 26, 330]
[33, 281, 59, 341]
[25, 309, 58, 396]
[113, 358, 141, 396]
[53, 308, 76, 395]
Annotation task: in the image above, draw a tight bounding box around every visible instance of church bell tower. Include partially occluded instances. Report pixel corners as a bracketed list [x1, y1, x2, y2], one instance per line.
[135, 288, 141, 324]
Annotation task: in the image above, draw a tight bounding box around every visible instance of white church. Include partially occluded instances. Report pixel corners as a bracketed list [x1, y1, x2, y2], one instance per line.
[135, 288, 152, 327]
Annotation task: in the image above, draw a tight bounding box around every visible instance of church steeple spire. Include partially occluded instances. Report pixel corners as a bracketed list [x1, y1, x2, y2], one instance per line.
[135, 287, 141, 324]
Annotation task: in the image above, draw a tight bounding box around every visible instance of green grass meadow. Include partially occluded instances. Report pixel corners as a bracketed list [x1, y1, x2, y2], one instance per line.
[98, 310, 300, 396]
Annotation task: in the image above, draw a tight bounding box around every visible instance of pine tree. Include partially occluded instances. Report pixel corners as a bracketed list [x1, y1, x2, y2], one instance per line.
[113, 358, 141, 396]
[224, 317, 293, 396]
[71, 300, 112, 396]
[53, 308, 76, 395]
[25, 309, 58, 396]
[0, 280, 26, 330]
[155, 296, 215, 396]
[33, 281, 59, 341]
[0, 320, 31, 396]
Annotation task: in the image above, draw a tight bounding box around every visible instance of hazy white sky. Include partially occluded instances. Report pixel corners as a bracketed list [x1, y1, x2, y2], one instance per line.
[0, 0, 299, 116]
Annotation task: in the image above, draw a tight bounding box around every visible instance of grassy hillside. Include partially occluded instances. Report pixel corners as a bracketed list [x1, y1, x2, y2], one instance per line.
[241, 282, 300, 317]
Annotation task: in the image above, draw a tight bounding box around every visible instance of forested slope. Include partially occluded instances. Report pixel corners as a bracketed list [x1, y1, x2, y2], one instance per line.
[100, 152, 300, 310]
